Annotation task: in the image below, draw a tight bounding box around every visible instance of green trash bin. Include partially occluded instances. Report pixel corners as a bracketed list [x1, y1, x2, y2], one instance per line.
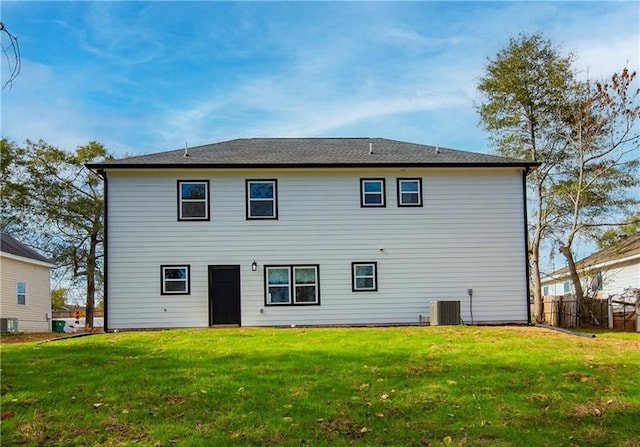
[52, 320, 66, 333]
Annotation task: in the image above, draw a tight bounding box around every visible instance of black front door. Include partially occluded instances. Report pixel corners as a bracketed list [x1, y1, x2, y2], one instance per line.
[208, 265, 241, 325]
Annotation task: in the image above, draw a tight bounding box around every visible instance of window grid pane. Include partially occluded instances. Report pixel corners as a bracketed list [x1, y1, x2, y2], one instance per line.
[181, 183, 206, 199]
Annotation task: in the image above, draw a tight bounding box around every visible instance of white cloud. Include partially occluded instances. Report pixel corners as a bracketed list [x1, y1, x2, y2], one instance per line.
[570, 34, 639, 79]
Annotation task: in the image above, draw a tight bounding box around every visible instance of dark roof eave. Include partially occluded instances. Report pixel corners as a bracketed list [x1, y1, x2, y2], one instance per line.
[87, 161, 540, 170]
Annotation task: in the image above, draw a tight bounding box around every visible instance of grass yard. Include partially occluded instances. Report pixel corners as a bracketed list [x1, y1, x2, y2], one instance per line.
[1, 326, 639, 447]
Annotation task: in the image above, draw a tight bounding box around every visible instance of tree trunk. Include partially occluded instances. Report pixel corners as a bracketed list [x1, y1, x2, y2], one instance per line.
[530, 234, 544, 323]
[84, 232, 98, 330]
[530, 174, 545, 324]
[559, 244, 587, 324]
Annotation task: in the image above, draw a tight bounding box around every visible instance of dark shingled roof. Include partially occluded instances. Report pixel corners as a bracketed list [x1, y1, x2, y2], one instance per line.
[88, 138, 539, 170]
[0, 233, 54, 265]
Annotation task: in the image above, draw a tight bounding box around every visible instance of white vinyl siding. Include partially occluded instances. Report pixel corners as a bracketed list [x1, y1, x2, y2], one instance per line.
[105, 167, 528, 329]
[602, 263, 640, 296]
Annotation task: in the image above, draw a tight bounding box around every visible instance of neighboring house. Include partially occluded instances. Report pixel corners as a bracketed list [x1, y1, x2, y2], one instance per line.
[541, 233, 640, 299]
[87, 137, 538, 331]
[0, 233, 55, 332]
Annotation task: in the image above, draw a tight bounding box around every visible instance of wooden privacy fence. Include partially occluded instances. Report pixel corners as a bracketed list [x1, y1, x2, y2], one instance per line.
[543, 296, 608, 328]
[543, 295, 639, 332]
[52, 310, 104, 318]
[611, 299, 638, 332]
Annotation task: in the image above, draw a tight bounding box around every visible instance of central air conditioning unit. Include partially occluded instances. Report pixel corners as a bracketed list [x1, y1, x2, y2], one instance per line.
[430, 301, 461, 326]
[0, 318, 19, 333]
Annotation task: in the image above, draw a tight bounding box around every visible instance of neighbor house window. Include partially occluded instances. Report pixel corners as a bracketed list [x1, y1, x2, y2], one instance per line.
[594, 271, 603, 291]
[161, 265, 190, 295]
[543, 286, 549, 296]
[397, 178, 423, 207]
[360, 179, 386, 207]
[352, 262, 377, 292]
[563, 281, 571, 294]
[17, 282, 26, 305]
[178, 180, 209, 221]
[247, 180, 278, 219]
[265, 265, 319, 305]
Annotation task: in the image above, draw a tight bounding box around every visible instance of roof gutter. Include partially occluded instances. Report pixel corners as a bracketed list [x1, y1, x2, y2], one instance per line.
[86, 161, 541, 171]
[0, 251, 56, 269]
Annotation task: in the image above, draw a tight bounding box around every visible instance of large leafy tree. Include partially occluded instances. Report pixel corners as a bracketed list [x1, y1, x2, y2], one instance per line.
[476, 33, 576, 323]
[1, 139, 111, 329]
[597, 214, 640, 249]
[550, 68, 640, 319]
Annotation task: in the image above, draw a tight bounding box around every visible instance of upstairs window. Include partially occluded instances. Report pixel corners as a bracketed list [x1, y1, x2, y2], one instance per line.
[563, 281, 571, 294]
[178, 180, 209, 221]
[265, 265, 319, 305]
[17, 282, 26, 305]
[361, 179, 386, 207]
[397, 178, 423, 207]
[352, 262, 378, 292]
[247, 180, 278, 219]
[161, 265, 190, 295]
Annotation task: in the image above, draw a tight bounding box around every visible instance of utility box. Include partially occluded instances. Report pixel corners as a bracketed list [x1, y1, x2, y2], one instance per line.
[0, 318, 19, 333]
[430, 301, 461, 325]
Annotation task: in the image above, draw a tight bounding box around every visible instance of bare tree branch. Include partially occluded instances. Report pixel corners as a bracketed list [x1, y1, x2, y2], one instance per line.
[1, 22, 21, 91]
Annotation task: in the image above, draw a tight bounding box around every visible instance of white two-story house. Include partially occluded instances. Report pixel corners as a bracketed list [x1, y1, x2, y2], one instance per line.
[88, 138, 537, 330]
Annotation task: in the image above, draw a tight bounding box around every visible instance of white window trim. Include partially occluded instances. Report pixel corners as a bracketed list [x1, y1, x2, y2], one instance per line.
[266, 266, 292, 305]
[398, 178, 423, 207]
[293, 266, 319, 304]
[361, 179, 386, 207]
[17, 281, 26, 305]
[247, 179, 278, 219]
[178, 180, 209, 221]
[161, 265, 191, 295]
[352, 262, 378, 292]
[265, 265, 320, 306]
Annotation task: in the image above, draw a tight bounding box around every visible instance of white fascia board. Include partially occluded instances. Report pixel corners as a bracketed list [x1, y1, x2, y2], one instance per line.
[0, 251, 56, 269]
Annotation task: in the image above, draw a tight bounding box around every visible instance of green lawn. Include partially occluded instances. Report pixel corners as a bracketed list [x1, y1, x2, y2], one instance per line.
[1, 326, 639, 446]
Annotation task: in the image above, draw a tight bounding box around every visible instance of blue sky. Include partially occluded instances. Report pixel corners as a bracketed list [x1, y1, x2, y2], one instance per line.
[1, 1, 638, 158]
